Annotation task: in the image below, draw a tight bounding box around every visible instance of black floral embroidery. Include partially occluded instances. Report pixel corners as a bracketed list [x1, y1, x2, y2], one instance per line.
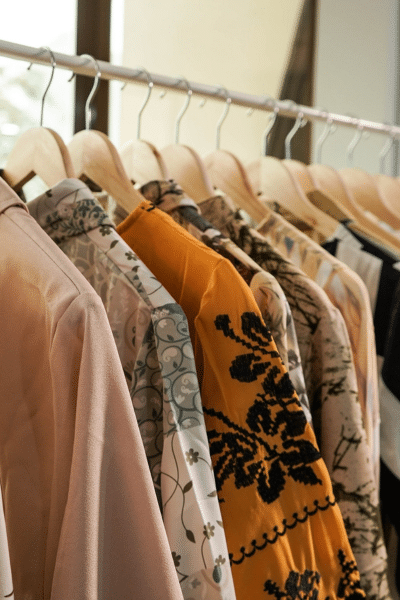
[264, 569, 323, 600]
[263, 549, 365, 600]
[337, 550, 365, 599]
[206, 312, 321, 505]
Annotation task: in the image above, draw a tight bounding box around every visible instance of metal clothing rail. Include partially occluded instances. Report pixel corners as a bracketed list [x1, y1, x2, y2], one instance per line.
[1, 38, 400, 138]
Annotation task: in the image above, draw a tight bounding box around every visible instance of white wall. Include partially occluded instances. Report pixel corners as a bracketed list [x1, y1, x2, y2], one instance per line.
[313, 0, 398, 174]
[118, 0, 303, 163]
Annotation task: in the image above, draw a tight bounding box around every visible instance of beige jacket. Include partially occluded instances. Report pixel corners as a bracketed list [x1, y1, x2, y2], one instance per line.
[0, 178, 183, 600]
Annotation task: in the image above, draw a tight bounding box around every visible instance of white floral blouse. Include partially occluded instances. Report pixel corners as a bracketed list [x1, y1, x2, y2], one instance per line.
[28, 179, 237, 600]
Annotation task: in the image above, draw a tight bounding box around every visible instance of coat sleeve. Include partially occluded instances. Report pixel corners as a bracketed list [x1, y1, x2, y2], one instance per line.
[48, 292, 184, 600]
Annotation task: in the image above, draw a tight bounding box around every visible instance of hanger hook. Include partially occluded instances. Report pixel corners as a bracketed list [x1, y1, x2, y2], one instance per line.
[346, 120, 364, 167]
[71, 54, 101, 130]
[284, 103, 307, 159]
[262, 98, 279, 156]
[215, 86, 232, 150]
[379, 128, 397, 174]
[315, 113, 336, 164]
[27, 46, 56, 127]
[135, 68, 154, 140]
[174, 77, 192, 144]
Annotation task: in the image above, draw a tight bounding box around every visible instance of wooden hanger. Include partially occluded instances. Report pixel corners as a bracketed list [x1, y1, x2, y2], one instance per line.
[340, 167, 400, 229]
[67, 54, 145, 214]
[372, 173, 400, 222]
[248, 111, 340, 238]
[68, 130, 145, 214]
[121, 139, 170, 185]
[371, 131, 400, 221]
[160, 78, 215, 202]
[282, 159, 352, 222]
[120, 69, 170, 185]
[2, 127, 75, 191]
[247, 155, 339, 238]
[335, 122, 400, 227]
[161, 143, 214, 202]
[2, 48, 75, 191]
[309, 163, 400, 253]
[204, 149, 269, 223]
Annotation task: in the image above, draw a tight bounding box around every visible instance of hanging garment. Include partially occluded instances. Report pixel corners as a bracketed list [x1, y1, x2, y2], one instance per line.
[137, 180, 312, 424]
[256, 212, 380, 485]
[0, 178, 184, 600]
[193, 194, 389, 600]
[28, 178, 236, 600]
[321, 223, 400, 478]
[321, 222, 400, 595]
[116, 196, 365, 600]
[0, 488, 13, 599]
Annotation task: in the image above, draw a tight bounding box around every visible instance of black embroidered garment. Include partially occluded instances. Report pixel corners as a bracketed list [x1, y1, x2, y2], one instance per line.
[195, 196, 388, 600]
[117, 195, 365, 600]
[139, 181, 313, 424]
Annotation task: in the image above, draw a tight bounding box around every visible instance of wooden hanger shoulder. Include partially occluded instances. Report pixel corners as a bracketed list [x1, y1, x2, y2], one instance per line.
[283, 159, 352, 222]
[372, 173, 400, 223]
[120, 139, 170, 186]
[253, 156, 338, 238]
[310, 164, 400, 253]
[204, 149, 269, 223]
[160, 144, 214, 203]
[68, 130, 145, 214]
[340, 167, 400, 228]
[2, 127, 75, 191]
[246, 159, 262, 198]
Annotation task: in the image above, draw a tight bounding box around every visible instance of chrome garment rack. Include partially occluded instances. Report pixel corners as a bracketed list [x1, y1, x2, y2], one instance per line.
[1, 39, 400, 138]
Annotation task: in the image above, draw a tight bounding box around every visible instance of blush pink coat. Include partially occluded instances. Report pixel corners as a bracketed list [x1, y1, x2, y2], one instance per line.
[0, 178, 183, 600]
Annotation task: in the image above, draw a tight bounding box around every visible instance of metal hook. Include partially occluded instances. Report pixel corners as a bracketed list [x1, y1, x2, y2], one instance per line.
[27, 46, 56, 127]
[262, 99, 279, 156]
[134, 68, 153, 140]
[83, 54, 101, 130]
[69, 54, 101, 130]
[284, 106, 307, 159]
[346, 120, 364, 167]
[174, 77, 192, 144]
[315, 114, 336, 164]
[215, 86, 232, 150]
[379, 129, 396, 174]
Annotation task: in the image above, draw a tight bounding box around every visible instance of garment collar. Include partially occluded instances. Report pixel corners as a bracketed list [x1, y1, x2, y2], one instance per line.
[140, 180, 200, 212]
[197, 194, 238, 231]
[28, 178, 114, 244]
[0, 177, 29, 214]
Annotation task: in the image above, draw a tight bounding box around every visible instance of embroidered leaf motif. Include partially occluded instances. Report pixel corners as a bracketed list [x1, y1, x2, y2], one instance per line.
[110, 239, 118, 249]
[263, 550, 365, 600]
[186, 529, 196, 543]
[207, 490, 218, 497]
[183, 481, 193, 494]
